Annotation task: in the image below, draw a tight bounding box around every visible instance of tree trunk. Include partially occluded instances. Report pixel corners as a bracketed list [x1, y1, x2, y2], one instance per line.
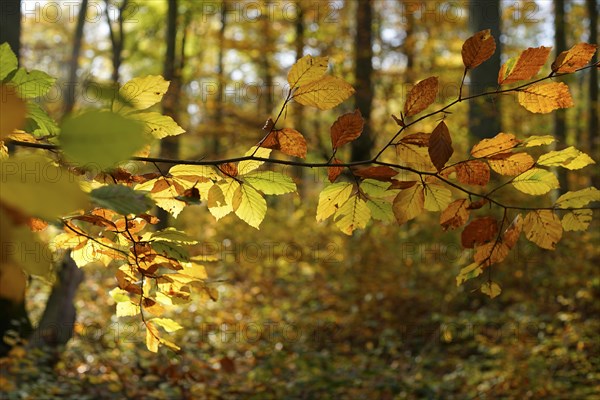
[0, 0, 21, 58]
[213, 0, 227, 155]
[292, 0, 305, 193]
[350, 0, 374, 162]
[554, 0, 568, 193]
[587, 0, 599, 187]
[105, 0, 128, 84]
[64, 0, 89, 116]
[468, 0, 502, 140]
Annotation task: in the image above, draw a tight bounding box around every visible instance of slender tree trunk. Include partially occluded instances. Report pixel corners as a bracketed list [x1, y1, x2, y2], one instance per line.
[157, 0, 180, 229]
[105, 0, 128, 84]
[587, 0, 599, 187]
[213, 0, 227, 155]
[260, 1, 274, 117]
[64, 0, 89, 116]
[350, 0, 374, 162]
[292, 0, 305, 193]
[0, 0, 21, 58]
[468, 0, 501, 140]
[554, 0, 568, 193]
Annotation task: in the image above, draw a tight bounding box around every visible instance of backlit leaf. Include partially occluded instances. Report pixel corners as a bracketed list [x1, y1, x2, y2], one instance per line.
[455, 160, 490, 186]
[115, 75, 169, 112]
[423, 182, 452, 212]
[0, 85, 26, 139]
[523, 135, 555, 147]
[392, 184, 425, 225]
[330, 109, 364, 149]
[354, 166, 398, 181]
[428, 121, 453, 172]
[275, 128, 307, 158]
[552, 43, 597, 73]
[238, 147, 272, 175]
[461, 217, 498, 248]
[9, 68, 56, 99]
[403, 76, 438, 117]
[151, 318, 183, 333]
[244, 171, 296, 195]
[488, 152, 534, 176]
[440, 199, 470, 230]
[91, 185, 154, 216]
[366, 198, 394, 222]
[562, 210, 593, 231]
[523, 210, 562, 250]
[328, 158, 344, 183]
[498, 46, 551, 84]
[555, 187, 600, 208]
[169, 164, 219, 181]
[334, 195, 371, 235]
[517, 82, 574, 113]
[207, 183, 232, 220]
[471, 132, 520, 158]
[316, 182, 354, 222]
[232, 184, 267, 229]
[474, 242, 509, 266]
[462, 29, 496, 69]
[0, 43, 18, 80]
[146, 321, 160, 352]
[456, 262, 483, 286]
[481, 281, 502, 299]
[512, 168, 559, 195]
[25, 102, 59, 137]
[117, 301, 140, 317]
[287, 55, 329, 88]
[537, 146, 595, 170]
[360, 179, 392, 197]
[129, 112, 185, 139]
[293, 75, 355, 110]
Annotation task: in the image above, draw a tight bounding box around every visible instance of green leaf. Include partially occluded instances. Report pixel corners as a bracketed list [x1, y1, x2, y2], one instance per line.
[456, 262, 483, 286]
[207, 183, 233, 220]
[60, 110, 147, 170]
[423, 183, 452, 212]
[238, 147, 272, 175]
[109, 287, 131, 303]
[360, 179, 392, 197]
[0, 43, 18, 80]
[555, 187, 600, 208]
[150, 228, 197, 244]
[316, 182, 354, 222]
[334, 195, 371, 235]
[25, 102, 60, 137]
[91, 185, 154, 215]
[114, 75, 170, 112]
[151, 241, 189, 261]
[287, 55, 329, 88]
[481, 281, 502, 298]
[512, 168, 559, 195]
[0, 154, 88, 219]
[150, 318, 183, 333]
[129, 111, 185, 139]
[293, 75, 355, 110]
[366, 198, 394, 222]
[232, 184, 267, 229]
[538, 146, 595, 170]
[9, 68, 56, 98]
[244, 171, 296, 195]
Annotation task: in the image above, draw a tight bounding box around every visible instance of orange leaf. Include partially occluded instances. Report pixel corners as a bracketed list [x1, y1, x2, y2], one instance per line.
[502, 214, 523, 249]
[474, 242, 509, 266]
[399, 132, 430, 147]
[353, 166, 398, 181]
[552, 43, 597, 73]
[517, 82, 574, 114]
[403, 76, 438, 117]
[498, 46, 552, 85]
[461, 217, 498, 248]
[471, 132, 520, 158]
[488, 152, 534, 176]
[440, 199, 470, 231]
[455, 160, 490, 186]
[428, 121, 453, 172]
[467, 198, 489, 210]
[330, 109, 364, 149]
[276, 128, 307, 158]
[0, 85, 27, 139]
[220, 163, 239, 178]
[328, 158, 344, 183]
[462, 29, 496, 69]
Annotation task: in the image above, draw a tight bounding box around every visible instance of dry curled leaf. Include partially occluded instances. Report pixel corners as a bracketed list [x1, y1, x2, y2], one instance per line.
[403, 76, 438, 117]
[552, 42, 597, 73]
[462, 29, 496, 69]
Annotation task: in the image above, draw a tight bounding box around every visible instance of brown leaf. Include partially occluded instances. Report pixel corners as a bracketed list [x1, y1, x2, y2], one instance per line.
[474, 242, 509, 266]
[400, 132, 430, 147]
[461, 217, 498, 248]
[455, 160, 490, 186]
[428, 121, 453, 172]
[467, 198, 489, 210]
[391, 114, 404, 126]
[552, 43, 597, 73]
[498, 46, 552, 85]
[462, 29, 497, 69]
[328, 158, 344, 183]
[330, 109, 364, 149]
[262, 118, 275, 132]
[403, 76, 438, 117]
[470, 132, 520, 158]
[220, 163, 239, 178]
[353, 166, 398, 181]
[517, 82, 574, 114]
[502, 214, 523, 249]
[27, 217, 48, 232]
[390, 180, 417, 190]
[440, 199, 470, 231]
[276, 128, 307, 158]
[488, 152, 534, 176]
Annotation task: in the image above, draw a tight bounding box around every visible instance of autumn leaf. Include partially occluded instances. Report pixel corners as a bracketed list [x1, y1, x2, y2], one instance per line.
[471, 132, 520, 158]
[537, 146, 595, 170]
[232, 184, 267, 229]
[334, 195, 371, 235]
[114, 75, 170, 113]
[552, 42, 597, 73]
[462, 29, 496, 69]
[400, 132, 430, 147]
[392, 184, 425, 225]
[330, 109, 364, 149]
[287, 55, 329, 88]
[428, 121, 453, 172]
[328, 158, 344, 183]
[293, 75, 355, 110]
[488, 152, 534, 176]
[562, 210, 593, 232]
[523, 135, 555, 147]
[0, 85, 26, 139]
[403, 76, 438, 117]
[274, 128, 307, 158]
[498, 46, 552, 85]
[353, 166, 398, 181]
[502, 214, 523, 249]
[474, 242, 509, 266]
[423, 182, 452, 212]
[316, 182, 354, 222]
[517, 82, 574, 114]
[523, 210, 562, 250]
[461, 217, 498, 248]
[555, 187, 600, 208]
[481, 281, 502, 299]
[440, 199, 470, 230]
[512, 168, 559, 195]
[455, 160, 490, 186]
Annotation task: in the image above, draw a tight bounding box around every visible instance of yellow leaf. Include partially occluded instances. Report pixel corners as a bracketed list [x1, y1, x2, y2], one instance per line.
[169, 164, 219, 180]
[146, 321, 160, 353]
[207, 183, 232, 220]
[316, 182, 354, 222]
[0, 85, 26, 139]
[512, 168, 559, 195]
[523, 135, 555, 147]
[562, 210, 593, 231]
[474, 242, 509, 266]
[238, 147, 272, 175]
[116, 301, 140, 317]
[488, 152, 534, 176]
[537, 146, 595, 170]
[392, 184, 425, 225]
[456, 262, 483, 286]
[334, 195, 371, 235]
[471, 132, 520, 158]
[129, 112, 185, 139]
[151, 317, 183, 333]
[440, 199, 470, 231]
[232, 184, 266, 229]
[517, 82, 574, 113]
[552, 43, 597, 73]
[481, 281, 502, 299]
[498, 46, 552, 84]
[287, 55, 329, 88]
[395, 141, 437, 171]
[403, 76, 438, 117]
[555, 187, 600, 208]
[135, 178, 186, 218]
[462, 29, 496, 69]
[293, 75, 355, 110]
[423, 182, 452, 212]
[114, 75, 170, 112]
[523, 210, 562, 250]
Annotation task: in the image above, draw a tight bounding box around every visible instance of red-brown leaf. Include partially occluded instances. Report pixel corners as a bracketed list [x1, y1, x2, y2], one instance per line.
[328, 158, 344, 183]
[353, 166, 398, 181]
[455, 160, 490, 186]
[461, 217, 499, 248]
[428, 121, 453, 172]
[330, 109, 364, 149]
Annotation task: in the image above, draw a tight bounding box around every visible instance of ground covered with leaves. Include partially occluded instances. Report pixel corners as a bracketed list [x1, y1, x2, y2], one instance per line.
[2, 201, 599, 399]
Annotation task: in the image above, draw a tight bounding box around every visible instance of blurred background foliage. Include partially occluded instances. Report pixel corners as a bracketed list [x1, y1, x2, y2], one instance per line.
[1, 0, 599, 398]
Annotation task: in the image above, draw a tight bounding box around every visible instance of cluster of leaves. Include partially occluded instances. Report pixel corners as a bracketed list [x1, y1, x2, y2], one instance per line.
[1, 30, 599, 352]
